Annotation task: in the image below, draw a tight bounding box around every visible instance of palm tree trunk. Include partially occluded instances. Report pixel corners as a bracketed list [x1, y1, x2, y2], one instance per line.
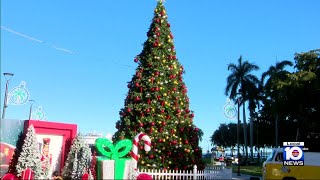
[242, 101, 248, 160]
[275, 114, 279, 147]
[250, 111, 254, 161]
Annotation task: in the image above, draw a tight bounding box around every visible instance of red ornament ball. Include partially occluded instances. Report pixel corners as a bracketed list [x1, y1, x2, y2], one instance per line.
[134, 58, 138, 63]
[137, 173, 153, 180]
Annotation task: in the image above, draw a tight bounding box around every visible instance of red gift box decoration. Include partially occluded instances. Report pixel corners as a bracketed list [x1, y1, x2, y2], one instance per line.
[21, 168, 34, 180]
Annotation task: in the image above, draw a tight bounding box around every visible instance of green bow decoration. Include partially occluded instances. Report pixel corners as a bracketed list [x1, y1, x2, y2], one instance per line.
[95, 138, 132, 159]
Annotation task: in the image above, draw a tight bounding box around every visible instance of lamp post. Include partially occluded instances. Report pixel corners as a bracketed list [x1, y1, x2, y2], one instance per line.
[1, 73, 14, 120]
[28, 100, 35, 120]
[237, 97, 241, 176]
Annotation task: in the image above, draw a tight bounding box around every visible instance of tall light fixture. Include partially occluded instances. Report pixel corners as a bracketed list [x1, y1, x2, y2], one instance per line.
[1, 73, 14, 119]
[28, 100, 35, 120]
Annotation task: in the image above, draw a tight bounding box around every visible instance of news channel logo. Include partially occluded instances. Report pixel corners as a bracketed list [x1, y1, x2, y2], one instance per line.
[283, 142, 304, 166]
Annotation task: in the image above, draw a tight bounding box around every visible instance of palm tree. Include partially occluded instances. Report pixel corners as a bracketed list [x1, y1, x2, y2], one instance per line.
[261, 60, 293, 147]
[243, 80, 261, 160]
[225, 55, 259, 161]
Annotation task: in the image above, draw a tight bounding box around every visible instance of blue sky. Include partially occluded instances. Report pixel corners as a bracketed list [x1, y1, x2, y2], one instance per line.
[1, 0, 319, 152]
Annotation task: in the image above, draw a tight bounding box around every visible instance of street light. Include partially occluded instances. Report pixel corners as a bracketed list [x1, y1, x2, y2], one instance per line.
[1, 73, 14, 119]
[28, 100, 35, 120]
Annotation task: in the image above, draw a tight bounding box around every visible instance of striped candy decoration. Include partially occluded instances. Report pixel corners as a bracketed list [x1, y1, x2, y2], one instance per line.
[131, 133, 151, 163]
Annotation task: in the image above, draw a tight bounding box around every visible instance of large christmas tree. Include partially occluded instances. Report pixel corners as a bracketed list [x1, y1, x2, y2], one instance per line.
[114, 0, 205, 170]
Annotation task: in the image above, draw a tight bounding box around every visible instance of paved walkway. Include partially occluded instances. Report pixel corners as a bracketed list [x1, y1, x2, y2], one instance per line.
[232, 173, 262, 180]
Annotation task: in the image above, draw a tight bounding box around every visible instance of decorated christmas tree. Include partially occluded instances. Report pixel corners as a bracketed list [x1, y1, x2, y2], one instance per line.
[114, 0, 205, 170]
[62, 133, 92, 180]
[15, 125, 43, 179]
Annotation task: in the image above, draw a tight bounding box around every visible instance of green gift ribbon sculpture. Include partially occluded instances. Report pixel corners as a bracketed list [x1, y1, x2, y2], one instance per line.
[95, 138, 133, 179]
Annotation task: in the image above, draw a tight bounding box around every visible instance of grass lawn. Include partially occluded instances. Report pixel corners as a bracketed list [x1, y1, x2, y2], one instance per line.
[231, 165, 262, 177]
